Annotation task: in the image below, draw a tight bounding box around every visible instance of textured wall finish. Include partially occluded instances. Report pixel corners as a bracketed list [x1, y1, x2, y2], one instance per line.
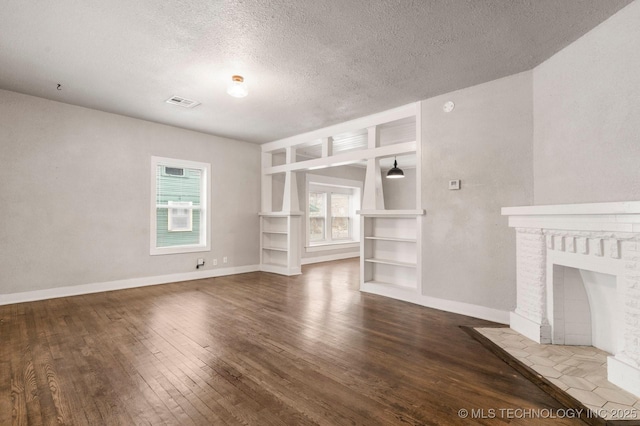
[0, 90, 261, 294]
[533, 0, 640, 204]
[421, 71, 534, 312]
[0, 0, 631, 143]
[382, 167, 417, 210]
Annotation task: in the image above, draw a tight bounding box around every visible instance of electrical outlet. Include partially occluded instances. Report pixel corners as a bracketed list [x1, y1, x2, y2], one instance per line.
[448, 179, 461, 190]
[213, 258, 218, 266]
[196, 258, 205, 269]
[223, 256, 228, 264]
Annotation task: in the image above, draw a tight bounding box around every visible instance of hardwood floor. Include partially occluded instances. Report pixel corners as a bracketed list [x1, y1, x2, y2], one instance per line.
[1, 259, 584, 425]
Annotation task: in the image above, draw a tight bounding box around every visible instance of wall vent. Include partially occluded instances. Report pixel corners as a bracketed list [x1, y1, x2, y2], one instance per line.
[165, 96, 200, 108]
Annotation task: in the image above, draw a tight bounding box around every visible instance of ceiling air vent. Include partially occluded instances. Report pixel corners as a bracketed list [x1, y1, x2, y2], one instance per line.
[165, 96, 200, 108]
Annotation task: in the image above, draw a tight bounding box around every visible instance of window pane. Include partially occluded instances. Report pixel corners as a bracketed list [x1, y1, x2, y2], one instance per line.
[309, 192, 326, 241]
[331, 194, 350, 240]
[156, 164, 202, 247]
[331, 217, 349, 240]
[157, 209, 201, 247]
[309, 192, 325, 218]
[309, 218, 325, 242]
[157, 165, 201, 207]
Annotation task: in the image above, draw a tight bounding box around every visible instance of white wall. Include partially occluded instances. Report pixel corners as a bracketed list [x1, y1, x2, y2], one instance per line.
[421, 71, 534, 312]
[0, 89, 261, 295]
[381, 167, 417, 210]
[533, 1, 640, 204]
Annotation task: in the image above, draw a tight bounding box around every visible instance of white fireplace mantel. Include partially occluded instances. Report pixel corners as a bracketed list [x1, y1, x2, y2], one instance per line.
[503, 201, 640, 232]
[502, 201, 640, 397]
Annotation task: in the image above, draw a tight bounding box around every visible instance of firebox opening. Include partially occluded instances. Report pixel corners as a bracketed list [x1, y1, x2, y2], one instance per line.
[551, 265, 619, 355]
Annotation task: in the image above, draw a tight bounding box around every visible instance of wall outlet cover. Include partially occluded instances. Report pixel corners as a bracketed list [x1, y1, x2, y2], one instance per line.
[449, 179, 461, 190]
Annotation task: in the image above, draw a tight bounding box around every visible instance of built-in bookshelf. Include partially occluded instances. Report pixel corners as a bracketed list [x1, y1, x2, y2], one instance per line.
[360, 210, 424, 290]
[259, 212, 302, 276]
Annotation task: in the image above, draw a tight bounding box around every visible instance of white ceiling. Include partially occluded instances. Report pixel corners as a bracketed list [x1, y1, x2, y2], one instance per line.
[0, 0, 632, 144]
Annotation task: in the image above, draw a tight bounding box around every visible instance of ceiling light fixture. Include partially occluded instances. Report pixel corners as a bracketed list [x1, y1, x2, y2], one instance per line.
[386, 157, 405, 179]
[227, 75, 248, 98]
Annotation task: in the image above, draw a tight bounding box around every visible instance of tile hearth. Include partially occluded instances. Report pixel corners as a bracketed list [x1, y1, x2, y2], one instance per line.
[477, 327, 640, 421]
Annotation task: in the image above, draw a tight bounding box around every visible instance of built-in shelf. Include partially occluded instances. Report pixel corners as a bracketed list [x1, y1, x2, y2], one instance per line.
[358, 209, 425, 217]
[364, 258, 416, 268]
[259, 211, 303, 217]
[363, 280, 415, 289]
[362, 213, 420, 289]
[262, 262, 286, 268]
[259, 213, 302, 276]
[365, 236, 416, 243]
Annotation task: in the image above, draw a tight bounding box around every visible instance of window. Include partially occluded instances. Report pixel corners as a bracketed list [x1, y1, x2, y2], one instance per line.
[308, 192, 326, 242]
[306, 175, 361, 247]
[331, 193, 350, 240]
[150, 156, 210, 255]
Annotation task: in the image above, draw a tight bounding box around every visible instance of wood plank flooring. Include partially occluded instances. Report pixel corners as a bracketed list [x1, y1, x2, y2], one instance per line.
[0, 259, 585, 425]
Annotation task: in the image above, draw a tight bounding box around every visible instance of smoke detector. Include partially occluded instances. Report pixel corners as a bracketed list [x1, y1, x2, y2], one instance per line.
[165, 96, 200, 108]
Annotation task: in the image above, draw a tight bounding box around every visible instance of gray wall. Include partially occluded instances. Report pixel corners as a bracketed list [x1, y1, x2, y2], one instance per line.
[533, 1, 640, 204]
[421, 71, 534, 311]
[0, 89, 261, 294]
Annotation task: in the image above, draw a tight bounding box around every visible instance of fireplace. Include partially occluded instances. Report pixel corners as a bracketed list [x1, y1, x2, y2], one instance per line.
[502, 201, 640, 397]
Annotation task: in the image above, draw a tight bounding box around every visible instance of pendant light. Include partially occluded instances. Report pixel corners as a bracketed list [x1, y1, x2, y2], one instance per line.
[386, 157, 405, 179]
[227, 75, 248, 98]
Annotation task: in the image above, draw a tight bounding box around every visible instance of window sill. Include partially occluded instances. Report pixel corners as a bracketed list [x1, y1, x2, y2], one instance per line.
[150, 244, 210, 256]
[306, 242, 359, 253]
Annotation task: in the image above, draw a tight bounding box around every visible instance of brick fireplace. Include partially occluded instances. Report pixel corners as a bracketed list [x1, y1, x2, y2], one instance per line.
[502, 202, 640, 397]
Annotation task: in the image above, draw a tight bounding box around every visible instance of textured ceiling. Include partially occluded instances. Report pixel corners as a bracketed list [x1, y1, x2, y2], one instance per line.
[0, 0, 632, 143]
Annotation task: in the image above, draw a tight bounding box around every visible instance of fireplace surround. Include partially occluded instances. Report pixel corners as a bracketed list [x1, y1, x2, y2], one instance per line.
[502, 201, 640, 397]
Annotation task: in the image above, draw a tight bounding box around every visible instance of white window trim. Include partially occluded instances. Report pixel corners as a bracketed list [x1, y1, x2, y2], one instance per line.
[305, 241, 360, 252]
[305, 174, 362, 251]
[150, 156, 211, 256]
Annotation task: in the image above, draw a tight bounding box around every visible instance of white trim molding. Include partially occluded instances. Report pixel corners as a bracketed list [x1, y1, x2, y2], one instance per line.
[306, 174, 362, 248]
[360, 281, 509, 324]
[301, 252, 359, 265]
[150, 156, 212, 256]
[262, 103, 417, 152]
[0, 265, 259, 306]
[306, 242, 359, 253]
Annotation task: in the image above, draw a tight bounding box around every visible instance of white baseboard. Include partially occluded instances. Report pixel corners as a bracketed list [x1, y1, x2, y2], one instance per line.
[3, 261, 510, 325]
[260, 264, 301, 276]
[509, 311, 551, 343]
[0, 264, 260, 306]
[608, 355, 640, 398]
[361, 281, 510, 324]
[301, 252, 359, 265]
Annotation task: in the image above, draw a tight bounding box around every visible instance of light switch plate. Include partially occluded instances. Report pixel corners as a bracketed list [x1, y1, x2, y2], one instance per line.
[449, 179, 461, 190]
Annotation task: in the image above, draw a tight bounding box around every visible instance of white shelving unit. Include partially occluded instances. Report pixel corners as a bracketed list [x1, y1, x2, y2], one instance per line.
[360, 210, 424, 291]
[259, 101, 423, 300]
[259, 212, 302, 276]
